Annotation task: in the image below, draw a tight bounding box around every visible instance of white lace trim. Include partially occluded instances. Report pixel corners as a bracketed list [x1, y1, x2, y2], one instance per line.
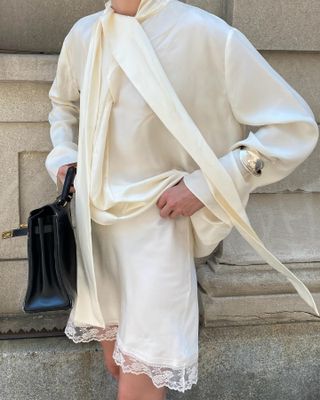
[64, 320, 118, 343]
[64, 321, 198, 392]
[113, 338, 198, 393]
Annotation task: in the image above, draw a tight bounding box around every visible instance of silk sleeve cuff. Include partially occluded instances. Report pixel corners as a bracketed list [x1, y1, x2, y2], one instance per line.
[183, 148, 253, 221]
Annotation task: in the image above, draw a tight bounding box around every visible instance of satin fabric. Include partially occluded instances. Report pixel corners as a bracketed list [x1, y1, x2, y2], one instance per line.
[45, 0, 319, 327]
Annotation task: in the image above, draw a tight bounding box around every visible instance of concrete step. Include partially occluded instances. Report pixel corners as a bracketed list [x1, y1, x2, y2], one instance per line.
[197, 251, 320, 328]
[199, 283, 320, 327]
[1, 322, 320, 399]
[198, 261, 320, 298]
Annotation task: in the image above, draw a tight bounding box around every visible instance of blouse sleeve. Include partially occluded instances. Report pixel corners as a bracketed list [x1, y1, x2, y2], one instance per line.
[45, 34, 80, 189]
[183, 27, 319, 217]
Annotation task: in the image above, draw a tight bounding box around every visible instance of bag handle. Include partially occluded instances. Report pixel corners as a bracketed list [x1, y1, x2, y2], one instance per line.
[2, 166, 77, 239]
[56, 165, 77, 207]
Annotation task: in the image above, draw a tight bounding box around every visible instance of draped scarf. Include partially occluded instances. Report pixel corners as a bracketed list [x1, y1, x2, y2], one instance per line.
[72, 0, 318, 326]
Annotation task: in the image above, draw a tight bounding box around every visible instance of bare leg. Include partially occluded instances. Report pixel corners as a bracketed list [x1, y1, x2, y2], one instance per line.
[117, 368, 167, 400]
[100, 339, 120, 381]
[100, 339, 166, 399]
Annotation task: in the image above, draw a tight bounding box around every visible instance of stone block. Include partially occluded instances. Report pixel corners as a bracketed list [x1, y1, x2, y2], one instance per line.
[199, 290, 320, 327]
[219, 192, 320, 265]
[254, 126, 320, 193]
[0, 336, 116, 400]
[197, 261, 320, 297]
[0, 261, 27, 314]
[227, 0, 320, 51]
[261, 52, 320, 123]
[0, 123, 71, 260]
[0, 54, 57, 82]
[0, 82, 51, 122]
[19, 150, 59, 221]
[184, 0, 224, 16]
[0, 0, 106, 53]
[194, 322, 320, 400]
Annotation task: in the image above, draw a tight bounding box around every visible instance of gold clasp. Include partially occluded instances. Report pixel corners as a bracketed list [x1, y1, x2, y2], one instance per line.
[2, 223, 27, 239]
[2, 230, 13, 239]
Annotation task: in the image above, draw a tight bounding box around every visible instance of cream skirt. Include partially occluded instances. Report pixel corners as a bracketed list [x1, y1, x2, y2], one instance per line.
[64, 203, 199, 392]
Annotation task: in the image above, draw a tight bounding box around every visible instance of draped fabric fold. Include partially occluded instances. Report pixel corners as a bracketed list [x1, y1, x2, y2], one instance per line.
[73, 0, 180, 327]
[71, 0, 319, 326]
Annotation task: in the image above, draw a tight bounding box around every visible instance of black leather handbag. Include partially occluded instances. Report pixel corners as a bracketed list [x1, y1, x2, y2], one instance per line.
[2, 166, 77, 313]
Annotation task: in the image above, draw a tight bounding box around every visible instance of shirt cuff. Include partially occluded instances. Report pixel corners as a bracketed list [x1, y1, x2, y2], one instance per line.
[45, 145, 78, 190]
[183, 148, 253, 217]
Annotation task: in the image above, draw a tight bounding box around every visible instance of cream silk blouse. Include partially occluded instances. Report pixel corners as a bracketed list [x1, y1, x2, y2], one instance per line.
[45, 0, 319, 326]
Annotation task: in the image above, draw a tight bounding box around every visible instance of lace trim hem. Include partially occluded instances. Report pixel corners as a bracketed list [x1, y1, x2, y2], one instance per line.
[64, 320, 118, 343]
[113, 337, 198, 393]
[64, 321, 198, 392]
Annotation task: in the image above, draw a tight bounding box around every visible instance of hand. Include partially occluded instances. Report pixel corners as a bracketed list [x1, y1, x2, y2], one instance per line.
[57, 162, 77, 193]
[156, 178, 205, 218]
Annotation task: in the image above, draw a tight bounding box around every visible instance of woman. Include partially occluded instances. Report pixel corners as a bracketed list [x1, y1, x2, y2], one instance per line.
[46, 0, 319, 399]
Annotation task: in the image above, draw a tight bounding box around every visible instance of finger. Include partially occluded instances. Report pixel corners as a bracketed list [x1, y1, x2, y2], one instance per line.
[168, 209, 180, 219]
[156, 193, 167, 208]
[60, 165, 68, 174]
[57, 169, 66, 181]
[57, 174, 64, 186]
[159, 203, 173, 218]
